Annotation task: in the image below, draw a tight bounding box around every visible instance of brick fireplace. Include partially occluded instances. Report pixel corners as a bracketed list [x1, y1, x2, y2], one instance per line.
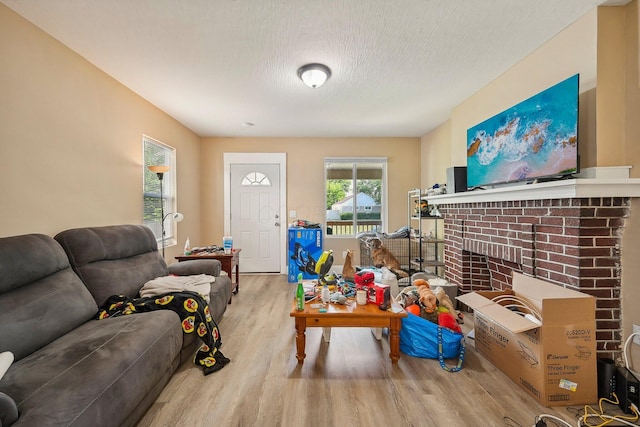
[428, 179, 640, 358]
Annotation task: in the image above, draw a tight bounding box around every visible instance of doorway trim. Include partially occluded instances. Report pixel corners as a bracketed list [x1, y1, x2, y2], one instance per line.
[223, 152, 287, 274]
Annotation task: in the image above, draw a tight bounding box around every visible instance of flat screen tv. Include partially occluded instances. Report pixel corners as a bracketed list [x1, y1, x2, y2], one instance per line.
[466, 74, 579, 189]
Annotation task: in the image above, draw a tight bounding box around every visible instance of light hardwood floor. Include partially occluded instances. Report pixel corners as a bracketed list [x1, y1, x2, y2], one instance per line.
[136, 274, 597, 427]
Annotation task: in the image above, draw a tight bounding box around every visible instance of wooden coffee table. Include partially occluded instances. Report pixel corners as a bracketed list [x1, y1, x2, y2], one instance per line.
[289, 299, 407, 364]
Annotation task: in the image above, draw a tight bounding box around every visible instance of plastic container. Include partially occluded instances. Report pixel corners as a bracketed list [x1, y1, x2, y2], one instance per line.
[321, 284, 330, 304]
[381, 267, 399, 298]
[223, 236, 233, 254]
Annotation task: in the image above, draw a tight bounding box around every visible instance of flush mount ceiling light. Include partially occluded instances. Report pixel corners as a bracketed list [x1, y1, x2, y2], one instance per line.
[297, 63, 331, 89]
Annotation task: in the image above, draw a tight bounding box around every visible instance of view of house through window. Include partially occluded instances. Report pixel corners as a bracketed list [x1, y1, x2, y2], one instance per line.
[143, 136, 176, 245]
[325, 158, 387, 237]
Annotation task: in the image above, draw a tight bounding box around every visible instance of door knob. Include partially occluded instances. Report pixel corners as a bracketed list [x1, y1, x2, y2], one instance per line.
[275, 222, 280, 227]
[275, 214, 279, 219]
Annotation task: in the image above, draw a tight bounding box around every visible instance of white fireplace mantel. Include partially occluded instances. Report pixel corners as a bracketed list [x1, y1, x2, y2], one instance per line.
[426, 178, 640, 205]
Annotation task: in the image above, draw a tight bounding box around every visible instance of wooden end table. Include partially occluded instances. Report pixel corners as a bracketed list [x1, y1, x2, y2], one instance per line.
[289, 299, 407, 364]
[175, 249, 241, 303]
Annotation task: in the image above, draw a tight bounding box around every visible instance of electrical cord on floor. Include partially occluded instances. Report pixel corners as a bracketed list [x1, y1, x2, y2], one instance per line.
[503, 415, 523, 427]
[579, 393, 639, 426]
[622, 332, 640, 376]
[580, 407, 639, 426]
[533, 414, 571, 427]
[533, 393, 640, 427]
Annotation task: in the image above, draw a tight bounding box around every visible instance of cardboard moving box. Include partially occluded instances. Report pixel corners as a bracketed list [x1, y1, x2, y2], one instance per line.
[457, 272, 597, 406]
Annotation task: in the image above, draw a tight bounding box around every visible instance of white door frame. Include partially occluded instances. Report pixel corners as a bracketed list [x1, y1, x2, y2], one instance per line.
[223, 152, 287, 274]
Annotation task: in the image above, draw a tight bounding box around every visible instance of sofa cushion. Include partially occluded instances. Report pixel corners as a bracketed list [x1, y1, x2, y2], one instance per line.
[0, 234, 98, 361]
[208, 273, 232, 323]
[167, 258, 221, 277]
[0, 311, 182, 427]
[55, 225, 169, 306]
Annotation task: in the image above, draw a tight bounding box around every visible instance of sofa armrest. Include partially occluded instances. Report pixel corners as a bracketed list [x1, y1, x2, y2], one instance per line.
[0, 392, 19, 427]
[168, 259, 222, 277]
[0, 353, 18, 426]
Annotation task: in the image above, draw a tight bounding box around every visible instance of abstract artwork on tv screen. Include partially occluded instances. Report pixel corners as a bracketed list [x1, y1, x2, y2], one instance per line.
[466, 74, 579, 189]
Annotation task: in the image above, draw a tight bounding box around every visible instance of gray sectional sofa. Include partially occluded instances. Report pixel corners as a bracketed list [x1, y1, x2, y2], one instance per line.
[0, 225, 232, 427]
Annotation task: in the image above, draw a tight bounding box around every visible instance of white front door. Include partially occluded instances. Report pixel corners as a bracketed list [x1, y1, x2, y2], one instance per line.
[229, 163, 281, 272]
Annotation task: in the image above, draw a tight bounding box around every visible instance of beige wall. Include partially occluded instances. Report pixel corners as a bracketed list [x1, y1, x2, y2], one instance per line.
[597, 7, 627, 167]
[420, 120, 452, 189]
[200, 137, 421, 265]
[626, 1, 640, 175]
[0, 4, 202, 261]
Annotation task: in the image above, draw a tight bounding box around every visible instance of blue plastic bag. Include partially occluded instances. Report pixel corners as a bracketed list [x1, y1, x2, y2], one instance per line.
[400, 312, 465, 371]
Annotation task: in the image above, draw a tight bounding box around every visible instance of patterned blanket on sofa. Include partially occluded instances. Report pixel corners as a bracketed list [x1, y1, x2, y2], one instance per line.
[96, 291, 230, 375]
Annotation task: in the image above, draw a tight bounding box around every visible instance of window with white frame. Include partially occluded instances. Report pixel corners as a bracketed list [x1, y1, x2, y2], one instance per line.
[143, 136, 177, 245]
[325, 158, 387, 237]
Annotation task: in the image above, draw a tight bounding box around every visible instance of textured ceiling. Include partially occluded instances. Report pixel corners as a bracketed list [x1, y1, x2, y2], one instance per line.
[1, 0, 623, 137]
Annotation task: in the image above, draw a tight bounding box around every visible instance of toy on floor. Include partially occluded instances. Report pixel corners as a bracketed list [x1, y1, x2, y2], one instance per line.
[399, 279, 464, 335]
[405, 303, 421, 316]
[414, 279, 437, 312]
[413, 278, 439, 324]
[433, 286, 455, 315]
[395, 285, 420, 308]
[438, 312, 462, 333]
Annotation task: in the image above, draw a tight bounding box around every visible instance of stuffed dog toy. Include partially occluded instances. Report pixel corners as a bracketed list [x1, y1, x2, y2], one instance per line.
[395, 286, 419, 308]
[433, 286, 456, 315]
[414, 278, 437, 313]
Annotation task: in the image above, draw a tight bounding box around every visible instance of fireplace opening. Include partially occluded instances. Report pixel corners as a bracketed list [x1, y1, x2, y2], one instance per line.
[462, 251, 524, 292]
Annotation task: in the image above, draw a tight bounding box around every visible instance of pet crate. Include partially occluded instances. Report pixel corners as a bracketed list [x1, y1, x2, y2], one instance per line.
[358, 236, 439, 286]
[358, 236, 407, 270]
